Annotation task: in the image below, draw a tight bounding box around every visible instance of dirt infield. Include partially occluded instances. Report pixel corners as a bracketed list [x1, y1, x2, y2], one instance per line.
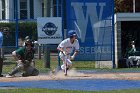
[0, 70, 140, 82]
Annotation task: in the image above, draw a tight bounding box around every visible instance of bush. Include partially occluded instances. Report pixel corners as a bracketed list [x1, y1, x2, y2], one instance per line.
[0, 22, 37, 41]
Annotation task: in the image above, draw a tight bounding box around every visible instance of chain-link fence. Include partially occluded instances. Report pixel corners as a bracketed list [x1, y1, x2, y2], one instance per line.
[0, 0, 117, 78]
[0, 0, 64, 76]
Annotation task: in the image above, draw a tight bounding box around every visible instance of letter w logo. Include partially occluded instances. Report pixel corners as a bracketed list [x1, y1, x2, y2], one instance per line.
[71, 2, 106, 43]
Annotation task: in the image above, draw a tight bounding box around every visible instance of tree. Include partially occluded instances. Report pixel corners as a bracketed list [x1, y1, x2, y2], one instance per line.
[114, 0, 133, 13]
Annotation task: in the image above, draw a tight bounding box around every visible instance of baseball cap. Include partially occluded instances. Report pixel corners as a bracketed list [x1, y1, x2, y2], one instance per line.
[68, 30, 77, 37]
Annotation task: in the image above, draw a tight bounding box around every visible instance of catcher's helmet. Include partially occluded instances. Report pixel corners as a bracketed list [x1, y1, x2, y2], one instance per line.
[25, 39, 33, 46]
[25, 36, 30, 40]
[68, 30, 77, 37]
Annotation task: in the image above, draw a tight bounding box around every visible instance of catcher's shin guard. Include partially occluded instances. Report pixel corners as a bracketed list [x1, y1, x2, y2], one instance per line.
[9, 66, 21, 75]
[0, 57, 3, 76]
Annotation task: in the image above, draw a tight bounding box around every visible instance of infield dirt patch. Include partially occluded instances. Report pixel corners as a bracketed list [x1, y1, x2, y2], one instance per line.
[0, 69, 140, 82]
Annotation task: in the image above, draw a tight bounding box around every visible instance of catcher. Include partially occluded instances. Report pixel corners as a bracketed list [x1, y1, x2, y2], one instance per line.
[6, 39, 39, 78]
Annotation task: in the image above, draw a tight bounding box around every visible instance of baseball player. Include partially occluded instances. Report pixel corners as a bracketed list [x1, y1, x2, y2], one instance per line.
[22, 36, 30, 46]
[12, 36, 35, 66]
[12, 36, 31, 61]
[57, 30, 80, 76]
[6, 39, 39, 78]
[126, 41, 140, 67]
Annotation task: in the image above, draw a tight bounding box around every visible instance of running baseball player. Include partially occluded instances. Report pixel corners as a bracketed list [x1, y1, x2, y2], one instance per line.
[57, 30, 80, 76]
[6, 39, 39, 78]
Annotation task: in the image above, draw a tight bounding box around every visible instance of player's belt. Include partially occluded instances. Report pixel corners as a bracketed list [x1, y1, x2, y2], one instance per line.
[62, 52, 70, 55]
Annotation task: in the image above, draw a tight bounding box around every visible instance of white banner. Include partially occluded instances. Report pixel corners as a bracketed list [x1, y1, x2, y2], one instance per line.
[37, 17, 62, 44]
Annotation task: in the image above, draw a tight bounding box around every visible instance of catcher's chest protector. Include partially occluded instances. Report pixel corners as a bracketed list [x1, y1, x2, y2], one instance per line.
[24, 49, 34, 60]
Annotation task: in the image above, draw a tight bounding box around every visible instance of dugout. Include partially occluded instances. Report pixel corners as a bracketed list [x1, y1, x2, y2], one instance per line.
[114, 13, 140, 68]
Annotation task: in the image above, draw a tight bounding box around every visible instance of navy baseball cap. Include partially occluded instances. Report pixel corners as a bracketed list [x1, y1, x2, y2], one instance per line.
[68, 30, 77, 37]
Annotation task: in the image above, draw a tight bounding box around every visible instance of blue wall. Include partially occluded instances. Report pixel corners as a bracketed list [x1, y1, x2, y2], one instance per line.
[66, 0, 114, 61]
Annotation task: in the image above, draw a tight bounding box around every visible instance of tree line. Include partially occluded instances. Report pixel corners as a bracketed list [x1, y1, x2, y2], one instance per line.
[115, 0, 140, 13]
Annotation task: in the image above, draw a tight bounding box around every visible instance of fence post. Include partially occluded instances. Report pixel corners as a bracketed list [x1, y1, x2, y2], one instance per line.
[57, 52, 61, 70]
[38, 44, 41, 59]
[44, 45, 50, 68]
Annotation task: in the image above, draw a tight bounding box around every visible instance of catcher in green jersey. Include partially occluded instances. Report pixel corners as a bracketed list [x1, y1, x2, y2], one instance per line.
[6, 39, 39, 78]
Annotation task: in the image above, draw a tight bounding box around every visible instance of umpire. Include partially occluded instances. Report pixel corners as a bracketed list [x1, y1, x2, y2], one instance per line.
[0, 29, 3, 77]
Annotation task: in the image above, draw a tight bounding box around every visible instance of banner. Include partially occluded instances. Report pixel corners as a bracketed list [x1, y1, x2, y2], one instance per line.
[66, 0, 114, 60]
[37, 17, 62, 44]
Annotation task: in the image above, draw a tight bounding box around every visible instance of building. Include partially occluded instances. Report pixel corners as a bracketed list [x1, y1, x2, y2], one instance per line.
[0, 0, 61, 20]
[114, 13, 140, 67]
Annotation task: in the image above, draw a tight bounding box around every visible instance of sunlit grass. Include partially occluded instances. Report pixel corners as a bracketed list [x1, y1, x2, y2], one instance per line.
[2, 55, 140, 74]
[0, 88, 140, 93]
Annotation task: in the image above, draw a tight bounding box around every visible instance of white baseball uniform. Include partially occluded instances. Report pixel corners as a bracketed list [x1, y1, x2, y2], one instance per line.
[127, 44, 140, 67]
[57, 38, 79, 70]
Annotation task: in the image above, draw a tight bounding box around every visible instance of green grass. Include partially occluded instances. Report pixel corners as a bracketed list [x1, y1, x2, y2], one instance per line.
[2, 58, 107, 74]
[2, 56, 140, 74]
[1, 57, 140, 93]
[72, 61, 95, 70]
[0, 88, 140, 93]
